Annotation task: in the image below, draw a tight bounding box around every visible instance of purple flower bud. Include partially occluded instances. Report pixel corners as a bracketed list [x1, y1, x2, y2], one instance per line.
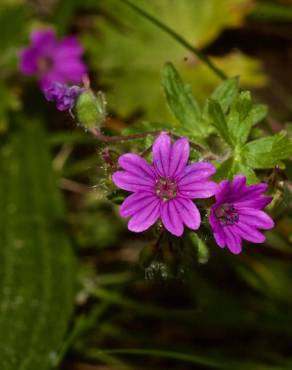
[44, 82, 83, 111]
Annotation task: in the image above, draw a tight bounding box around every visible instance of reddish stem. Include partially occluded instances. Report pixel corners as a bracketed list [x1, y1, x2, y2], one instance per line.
[89, 128, 216, 158]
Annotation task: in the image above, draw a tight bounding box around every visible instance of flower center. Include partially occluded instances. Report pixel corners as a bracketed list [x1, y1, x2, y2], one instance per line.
[215, 203, 239, 226]
[155, 177, 177, 201]
[38, 56, 54, 73]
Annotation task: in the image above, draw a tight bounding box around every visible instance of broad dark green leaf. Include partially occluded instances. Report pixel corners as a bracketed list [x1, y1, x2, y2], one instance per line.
[0, 120, 76, 369]
[244, 132, 292, 169]
[209, 76, 239, 113]
[161, 62, 206, 137]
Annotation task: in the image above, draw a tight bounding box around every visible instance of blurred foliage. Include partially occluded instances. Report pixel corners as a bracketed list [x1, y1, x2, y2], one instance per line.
[0, 120, 75, 369]
[83, 0, 266, 120]
[0, 2, 29, 131]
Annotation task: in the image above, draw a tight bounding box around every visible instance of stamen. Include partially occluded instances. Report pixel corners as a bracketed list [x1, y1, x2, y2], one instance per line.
[155, 177, 177, 201]
[215, 203, 239, 226]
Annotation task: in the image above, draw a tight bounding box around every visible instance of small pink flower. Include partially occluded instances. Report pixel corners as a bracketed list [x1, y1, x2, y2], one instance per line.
[19, 29, 87, 90]
[112, 133, 217, 236]
[209, 175, 274, 254]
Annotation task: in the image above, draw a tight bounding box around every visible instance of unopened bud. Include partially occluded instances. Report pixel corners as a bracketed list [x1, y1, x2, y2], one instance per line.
[75, 90, 107, 129]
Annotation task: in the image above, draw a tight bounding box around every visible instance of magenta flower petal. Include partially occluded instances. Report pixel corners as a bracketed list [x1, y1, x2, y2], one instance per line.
[214, 230, 226, 248]
[53, 61, 87, 83]
[54, 36, 84, 59]
[214, 180, 231, 202]
[233, 223, 265, 243]
[238, 208, 274, 229]
[118, 153, 156, 181]
[209, 175, 274, 254]
[231, 175, 246, 193]
[128, 199, 160, 232]
[152, 133, 171, 177]
[174, 198, 201, 230]
[235, 196, 273, 209]
[30, 29, 55, 48]
[224, 227, 242, 254]
[19, 48, 39, 74]
[178, 180, 217, 198]
[40, 70, 64, 89]
[112, 171, 155, 192]
[168, 138, 189, 178]
[231, 183, 268, 203]
[120, 192, 157, 218]
[178, 162, 216, 183]
[161, 200, 184, 236]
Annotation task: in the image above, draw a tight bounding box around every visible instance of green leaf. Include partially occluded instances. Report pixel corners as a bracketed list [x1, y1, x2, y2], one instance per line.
[208, 99, 233, 145]
[0, 120, 76, 369]
[213, 157, 234, 181]
[244, 132, 292, 169]
[227, 91, 253, 146]
[209, 76, 239, 113]
[161, 62, 204, 136]
[232, 160, 258, 184]
[250, 103, 268, 125]
[214, 156, 258, 184]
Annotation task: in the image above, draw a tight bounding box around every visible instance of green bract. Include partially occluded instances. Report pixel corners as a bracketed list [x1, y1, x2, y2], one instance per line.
[75, 90, 107, 129]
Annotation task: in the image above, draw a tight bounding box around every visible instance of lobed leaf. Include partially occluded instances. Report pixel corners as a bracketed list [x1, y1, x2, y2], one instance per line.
[209, 76, 239, 113]
[227, 91, 253, 146]
[161, 62, 205, 136]
[244, 132, 292, 169]
[208, 99, 233, 146]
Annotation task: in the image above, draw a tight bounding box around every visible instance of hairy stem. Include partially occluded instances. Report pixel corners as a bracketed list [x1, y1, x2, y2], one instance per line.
[89, 128, 215, 158]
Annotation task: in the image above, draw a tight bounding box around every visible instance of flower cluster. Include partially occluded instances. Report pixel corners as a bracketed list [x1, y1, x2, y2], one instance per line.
[112, 133, 274, 254]
[19, 31, 275, 256]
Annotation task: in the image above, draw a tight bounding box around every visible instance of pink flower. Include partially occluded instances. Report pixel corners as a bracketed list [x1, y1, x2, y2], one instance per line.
[112, 133, 217, 236]
[19, 29, 87, 90]
[209, 175, 274, 254]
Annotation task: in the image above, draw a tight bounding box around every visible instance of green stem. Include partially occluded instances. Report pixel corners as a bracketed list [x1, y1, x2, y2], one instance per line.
[120, 0, 227, 81]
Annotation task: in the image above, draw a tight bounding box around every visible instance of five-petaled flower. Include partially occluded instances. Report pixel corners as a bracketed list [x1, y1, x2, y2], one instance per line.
[20, 29, 87, 90]
[209, 175, 274, 254]
[112, 133, 217, 236]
